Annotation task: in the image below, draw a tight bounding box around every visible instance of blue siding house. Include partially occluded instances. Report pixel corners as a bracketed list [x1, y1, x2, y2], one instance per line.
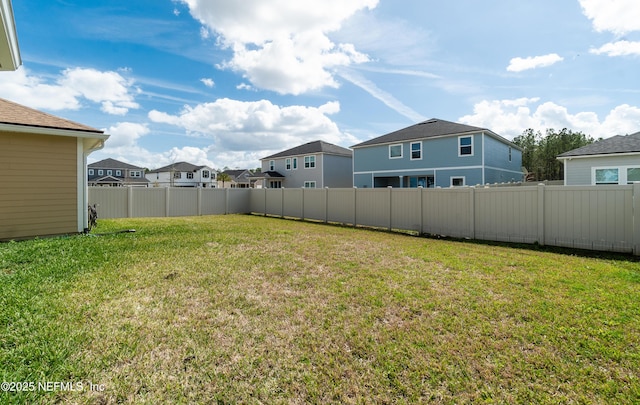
[352, 119, 523, 188]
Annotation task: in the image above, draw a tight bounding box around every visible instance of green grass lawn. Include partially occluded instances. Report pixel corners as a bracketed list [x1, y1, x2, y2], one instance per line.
[1, 215, 639, 404]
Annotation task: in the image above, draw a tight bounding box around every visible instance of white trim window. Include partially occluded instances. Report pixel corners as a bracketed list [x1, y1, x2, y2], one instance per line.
[286, 158, 292, 170]
[304, 155, 316, 168]
[98, 169, 104, 175]
[451, 176, 465, 187]
[594, 168, 619, 185]
[269, 160, 275, 171]
[116, 170, 122, 176]
[88, 169, 94, 175]
[174, 172, 182, 179]
[187, 172, 194, 179]
[202, 170, 210, 179]
[389, 144, 403, 159]
[627, 167, 640, 184]
[410, 141, 422, 160]
[130, 170, 142, 178]
[459, 136, 473, 156]
[303, 181, 316, 188]
[293, 157, 298, 170]
[107, 170, 113, 176]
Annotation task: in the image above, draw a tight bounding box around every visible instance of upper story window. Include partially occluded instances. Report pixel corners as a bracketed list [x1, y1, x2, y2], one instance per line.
[88, 169, 94, 175]
[98, 169, 104, 176]
[459, 136, 473, 156]
[202, 170, 210, 178]
[389, 144, 402, 159]
[116, 170, 122, 176]
[508, 147, 512, 162]
[293, 157, 298, 170]
[269, 160, 275, 171]
[410, 142, 422, 160]
[187, 172, 194, 179]
[130, 170, 142, 178]
[304, 155, 316, 168]
[286, 158, 292, 170]
[107, 170, 113, 176]
[174, 172, 182, 179]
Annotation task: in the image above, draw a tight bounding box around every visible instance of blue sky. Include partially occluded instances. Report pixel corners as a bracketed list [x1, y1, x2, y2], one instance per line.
[3, 0, 640, 170]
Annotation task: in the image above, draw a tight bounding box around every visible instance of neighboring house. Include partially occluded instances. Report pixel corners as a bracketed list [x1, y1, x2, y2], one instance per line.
[557, 131, 640, 185]
[146, 161, 216, 187]
[0, 97, 109, 240]
[0, 0, 21, 71]
[88, 158, 149, 187]
[351, 118, 523, 188]
[254, 140, 353, 188]
[217, 169, 255, 188]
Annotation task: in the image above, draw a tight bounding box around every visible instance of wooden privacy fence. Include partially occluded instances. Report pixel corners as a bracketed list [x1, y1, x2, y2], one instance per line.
[89, 185, 640, 255]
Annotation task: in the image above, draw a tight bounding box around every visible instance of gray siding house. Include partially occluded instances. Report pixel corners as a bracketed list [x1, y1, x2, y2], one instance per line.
[352, 118, 523, 188]
[89, 158, 149, 187]
[256, 140, 352, 188]
[558, 131, 640, 185]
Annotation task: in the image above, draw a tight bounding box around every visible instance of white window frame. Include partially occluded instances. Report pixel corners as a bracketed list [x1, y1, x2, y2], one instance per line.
[450, 176, 465, 187]
[303, 181, 316, 188]
[130, 170, 141, 178]
[98, 169, 104, 176]
[286, 158, 292, 170]
[116, 170, 122, 176]
[88, 169, 94, 175]
[202, 170, 210, 179]
[293, 157, 298, 170]
[410, 141, 422, 160]
[458, 136, 473, 156]
[187, 172, 194, 179]
[304, 155, 316, 169]
[389, 144, 403, 159]
[591, 166, 640, 185]
[269, 160, 275, 171]
[174, 172, 182, 179]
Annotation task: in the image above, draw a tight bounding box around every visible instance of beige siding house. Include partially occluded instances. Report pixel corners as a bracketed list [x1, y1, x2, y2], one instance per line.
[0, 98, 109, 240]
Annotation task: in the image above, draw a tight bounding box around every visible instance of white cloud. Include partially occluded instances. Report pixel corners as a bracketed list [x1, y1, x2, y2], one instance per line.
[102, 122, 150, 149]
[200, 78, 215, 87]
[0, 67, 139, 115]
[579, 0, 640, 35]
[459, 98, 640, 139]
[181, 0, 378, 94]
[507, 54, 564, 72]
[149, 98, 358, 152]
[589, 40, 640, 56]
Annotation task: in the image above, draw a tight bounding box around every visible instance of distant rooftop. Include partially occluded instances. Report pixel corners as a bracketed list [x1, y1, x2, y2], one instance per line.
[558, 132, 640, 157]
[263, 140, 352, 160]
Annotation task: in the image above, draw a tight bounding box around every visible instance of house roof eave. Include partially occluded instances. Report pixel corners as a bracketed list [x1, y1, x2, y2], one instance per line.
[0, 0, 21, 71]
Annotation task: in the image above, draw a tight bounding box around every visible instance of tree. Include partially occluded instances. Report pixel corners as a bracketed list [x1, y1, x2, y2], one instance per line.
[217, 172, 232, 188]
[514, 128, 594, 181]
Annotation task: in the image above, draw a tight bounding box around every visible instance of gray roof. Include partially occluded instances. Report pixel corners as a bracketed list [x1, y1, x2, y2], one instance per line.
[249, 171, 285, 179]
[558, 132, 640, 157]
[89, 158, 145, 170]
[148, 161, 211, 173]
[262, 140, 352, 160]
[351, 118, 488, 148]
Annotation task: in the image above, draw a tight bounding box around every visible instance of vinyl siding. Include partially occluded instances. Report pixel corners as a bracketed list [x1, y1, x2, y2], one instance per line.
[564, 154, 640, 185]
[0, 131, 77, 240]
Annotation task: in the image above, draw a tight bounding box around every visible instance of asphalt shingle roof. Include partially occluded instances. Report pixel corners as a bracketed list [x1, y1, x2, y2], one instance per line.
[558, 132, 640, 157]
[89, 158, 145, 170]
[351, 118, 487, 148]
[0, 97, 103, 133]
[262, 140, 352, 160]
[148, 161, 210, 173]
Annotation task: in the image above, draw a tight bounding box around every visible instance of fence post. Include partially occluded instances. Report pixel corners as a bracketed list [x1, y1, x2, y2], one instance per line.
[537, 183, 545, 246]
[418, 186, 424, 235]
[324, 187, 329, 223]
[469, 186, 475, 239]
[353, 187, 357, 227]
[165, 187, 171, 217]
[127, 186, 133, 218]
[301, 187, 305, 221]
[197, 187, 202, 216]
[225, 188, 230, 215]
[634, 183, 640, 255]
[388, 186, 393, 231]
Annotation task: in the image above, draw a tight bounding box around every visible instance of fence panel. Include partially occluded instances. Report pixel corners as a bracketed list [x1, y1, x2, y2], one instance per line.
[89, 187, 128, 219]
[200, 189, 226, 215]
[265, 189, 283, 217]
[474, 186, 539, 243]
[355, 188, 391, 229]
[327, 188, 355, 225]
[422, 188, 473, 238]
[391, 189, 422, 232]
[544, 185, 633, 252]
[227, 189, 251, 214]
[283, 189, 303, 218]
[168, 188, 198, 217]
[131, 188, 166, 218]
[301, 188, 327, 221]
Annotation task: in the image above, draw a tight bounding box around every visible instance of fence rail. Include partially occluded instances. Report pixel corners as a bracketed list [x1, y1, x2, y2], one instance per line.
[89, 185, 640, 255]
